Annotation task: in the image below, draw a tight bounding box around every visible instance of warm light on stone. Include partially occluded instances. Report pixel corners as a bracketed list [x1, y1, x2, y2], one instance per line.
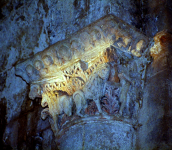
[150, 30, 172, 71]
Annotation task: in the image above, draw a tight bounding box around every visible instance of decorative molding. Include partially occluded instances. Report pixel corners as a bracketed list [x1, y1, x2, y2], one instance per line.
[15, 15, 149, 84]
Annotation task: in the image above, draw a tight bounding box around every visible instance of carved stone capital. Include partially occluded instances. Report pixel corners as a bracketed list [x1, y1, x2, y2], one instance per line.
[15, 15, 151, 144]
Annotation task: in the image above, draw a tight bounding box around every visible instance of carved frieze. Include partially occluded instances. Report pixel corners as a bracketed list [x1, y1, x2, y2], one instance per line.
[15, 15, 150, 140]
[15, 15, 149, 84]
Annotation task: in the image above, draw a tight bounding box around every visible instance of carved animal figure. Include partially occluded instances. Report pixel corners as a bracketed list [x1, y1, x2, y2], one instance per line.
[41, 92, 73, 135]
[41, 92, 73, 117]
[60, 95, 73, 116]
[73, 90, 87, 117]
[82, 63, 110, 114]
[83, 75, 103, 114]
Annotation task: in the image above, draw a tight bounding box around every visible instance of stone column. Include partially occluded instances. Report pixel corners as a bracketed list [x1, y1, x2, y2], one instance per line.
[137, 30, 172, 149]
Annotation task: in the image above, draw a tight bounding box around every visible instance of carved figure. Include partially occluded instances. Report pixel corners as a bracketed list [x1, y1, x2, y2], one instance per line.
[60, 95, 73, 117]
[25, 64, 40, 82]
[34, 60, 43, 71]
[82, 76, 103, 114]
[42, 55, 57, 73]
[80, 32, 92, 51]
[118, 73, 132, 116]
[41, 92, 73, 135]
[41, 92, 73, 117]
[73, 90, 87, 117]
[52, 48, 62, 66]
[34, 60, 47, 76]
[70, 38, 84, 53]
[136, 40, 144, 51]
[57, 45, 72, 65]
[108, 62, 119, 82]
[41, 108, 59, 139]
[97, 63, 110, 81]
[123, 37, 131, 47]
[41, 108, 52, 120]
[90, 27, 104, 47]
[26, 64, 34, 77]
[82, 64, 110, 114]
[42, 55, 53, 66]
[83, 76, 103, 113]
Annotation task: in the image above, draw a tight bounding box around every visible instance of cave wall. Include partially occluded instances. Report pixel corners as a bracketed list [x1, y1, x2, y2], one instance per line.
[0, 0, 172, 149]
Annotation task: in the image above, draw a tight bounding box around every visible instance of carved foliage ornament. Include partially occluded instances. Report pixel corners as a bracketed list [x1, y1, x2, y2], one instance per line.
[15, 15, 150, 136]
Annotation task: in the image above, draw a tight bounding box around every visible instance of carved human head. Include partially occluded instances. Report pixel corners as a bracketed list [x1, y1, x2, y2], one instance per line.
[26, 64, 34, 76]
[80, 32, 90, 47]
[42, 55, 53, 66]
[34, 60, 43, 70]
[58, 45, 72, 61]
[90, 29, 102, 42]
[70, 39, 81, 51]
